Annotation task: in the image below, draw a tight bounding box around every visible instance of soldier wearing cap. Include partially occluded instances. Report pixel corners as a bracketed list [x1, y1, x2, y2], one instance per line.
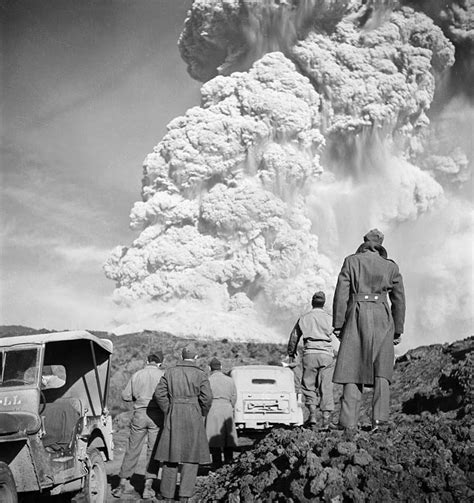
[287, 290, 338, 428]
[332, 229, 405, 432]
[205, 358, 238, 468]
[153, 347, 213, 503]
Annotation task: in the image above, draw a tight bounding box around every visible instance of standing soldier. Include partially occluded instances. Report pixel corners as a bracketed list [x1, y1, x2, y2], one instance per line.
[332, 229, 405, 432]
[287, 291, 338, 429]
[205, 358, 238, 468]
[112, 352, 165, 500]
[154, 347, 213, 503]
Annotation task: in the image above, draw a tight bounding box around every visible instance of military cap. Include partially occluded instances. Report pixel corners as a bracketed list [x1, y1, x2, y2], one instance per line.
[182, 347, 197, 360]
[363, 228, 384, 244]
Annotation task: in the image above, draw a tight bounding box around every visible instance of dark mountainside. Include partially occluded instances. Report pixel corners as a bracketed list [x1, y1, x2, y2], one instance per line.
[1, 326, 472, 501]
[197, 336, 474, 502]
[0, 326, 286, 416]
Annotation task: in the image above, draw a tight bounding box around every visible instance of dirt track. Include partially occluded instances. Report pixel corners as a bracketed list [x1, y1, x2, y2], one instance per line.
[106, 428, 258, 502]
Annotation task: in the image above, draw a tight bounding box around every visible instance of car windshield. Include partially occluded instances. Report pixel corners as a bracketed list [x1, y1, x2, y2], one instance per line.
[0, 347, 40, 387]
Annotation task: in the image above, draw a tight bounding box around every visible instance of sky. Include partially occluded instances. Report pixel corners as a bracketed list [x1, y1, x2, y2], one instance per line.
[1, 0, 200, 330]
[1, 1, 472, 342]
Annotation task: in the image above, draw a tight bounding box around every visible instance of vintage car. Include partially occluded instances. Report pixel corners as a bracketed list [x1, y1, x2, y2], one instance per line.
[230, 365, 304, 431]
[0, 330, 113, 502]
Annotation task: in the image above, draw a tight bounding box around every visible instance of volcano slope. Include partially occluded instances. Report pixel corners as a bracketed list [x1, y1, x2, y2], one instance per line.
[196, 336, 473, 502]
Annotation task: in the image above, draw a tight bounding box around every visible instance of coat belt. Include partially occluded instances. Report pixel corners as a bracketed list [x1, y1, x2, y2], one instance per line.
[353, 293, 386, 303]
[171, 397, 198, 404]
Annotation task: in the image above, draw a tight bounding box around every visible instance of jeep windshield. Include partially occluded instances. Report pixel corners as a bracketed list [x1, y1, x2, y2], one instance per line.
[0, 347, 40, 387]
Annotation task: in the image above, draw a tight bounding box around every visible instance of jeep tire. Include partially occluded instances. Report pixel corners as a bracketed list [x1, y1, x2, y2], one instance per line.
[0, 461, 17, 503]
[74, 448, 107, 503]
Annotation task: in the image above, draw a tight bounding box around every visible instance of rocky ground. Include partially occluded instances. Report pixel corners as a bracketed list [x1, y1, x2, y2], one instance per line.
[2, 327, 471, 501]
[108, 336, 473, 502]
[194, 336, 473, 502]
[106, 429, 257, 503]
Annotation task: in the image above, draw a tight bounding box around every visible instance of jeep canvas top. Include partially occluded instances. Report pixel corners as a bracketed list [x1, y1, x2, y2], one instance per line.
[0, 330, 113, 502]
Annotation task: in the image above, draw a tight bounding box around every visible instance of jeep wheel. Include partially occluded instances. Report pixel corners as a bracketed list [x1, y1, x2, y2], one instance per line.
[75, 448, 107, 503]
[0, 462, 17, 503]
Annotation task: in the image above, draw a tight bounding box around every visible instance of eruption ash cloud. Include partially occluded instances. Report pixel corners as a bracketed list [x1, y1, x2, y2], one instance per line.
[106, 0, 472, 346]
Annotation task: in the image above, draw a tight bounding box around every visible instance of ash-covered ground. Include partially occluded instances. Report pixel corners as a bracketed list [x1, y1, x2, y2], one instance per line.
[195, 336, 473, 502]
[1, 328, 471, 501]
[105, 334, 472, 502]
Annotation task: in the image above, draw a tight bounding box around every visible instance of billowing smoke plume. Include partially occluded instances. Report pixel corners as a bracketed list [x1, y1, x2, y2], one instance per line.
[105, 0, 473, 347]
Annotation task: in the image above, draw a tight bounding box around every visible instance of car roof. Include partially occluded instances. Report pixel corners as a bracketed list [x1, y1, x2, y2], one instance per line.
[231, 365, 290, 373]
[0, 330, 113, 353]
[230, 365, 295, 389]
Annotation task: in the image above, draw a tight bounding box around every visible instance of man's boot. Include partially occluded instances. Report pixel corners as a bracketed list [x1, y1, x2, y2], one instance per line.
[111, 478, 135, 498]
[142, 478, 156, 499]
[321, 411, 332, 430]
[371, 419, 390, 433]
[308, 405, 317, 425]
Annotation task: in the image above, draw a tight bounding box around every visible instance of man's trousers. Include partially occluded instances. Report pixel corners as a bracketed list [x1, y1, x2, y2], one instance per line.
[119, 407, 161, 479]
[338, 377, 390, 428]
[301, 352, 335, 411]
[160, 462, 199, 499]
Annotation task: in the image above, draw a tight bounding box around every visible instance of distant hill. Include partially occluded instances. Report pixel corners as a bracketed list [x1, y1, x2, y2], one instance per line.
[2, 326, 472, 420]
[0, 325, 286, 415]
[106, 330, 286, 415]
[0, 325, 52, 337]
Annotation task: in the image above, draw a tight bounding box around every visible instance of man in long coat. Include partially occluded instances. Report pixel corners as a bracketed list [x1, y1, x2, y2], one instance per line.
[205, 358, 238, 467]
[154, 347, 213, 502]
[332, 229, 405, 431]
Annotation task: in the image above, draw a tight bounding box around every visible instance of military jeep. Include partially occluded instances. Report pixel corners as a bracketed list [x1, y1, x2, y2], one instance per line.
[0, 330, 113, 502]
[231, 365, 304, 431]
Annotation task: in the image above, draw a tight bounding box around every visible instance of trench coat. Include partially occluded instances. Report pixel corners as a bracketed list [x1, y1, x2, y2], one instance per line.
[332, 246, 405, 385]
[154, 361, 213, 464]
[205, 371, 238, 449]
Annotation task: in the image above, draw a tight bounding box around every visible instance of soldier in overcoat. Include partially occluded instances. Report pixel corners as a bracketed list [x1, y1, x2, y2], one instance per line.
[154, 347, 213, 502]
[332, 229, 405, 431]
[205, 357, 238, 467]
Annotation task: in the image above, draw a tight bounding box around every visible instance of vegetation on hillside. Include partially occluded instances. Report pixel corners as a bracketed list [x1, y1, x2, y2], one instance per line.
[0, 325, 287, 416]
[105, 330, 287, 416]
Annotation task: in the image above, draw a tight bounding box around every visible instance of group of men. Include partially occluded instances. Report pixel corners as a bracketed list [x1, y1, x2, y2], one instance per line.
[112, 348, 237, 502]
[113, 228, 405, 501]
[288, 228, 405, 432]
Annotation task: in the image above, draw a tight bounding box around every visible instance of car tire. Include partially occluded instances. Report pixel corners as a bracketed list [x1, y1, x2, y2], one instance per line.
[0, 462, 18, 503]
[73, 448, 107, 503]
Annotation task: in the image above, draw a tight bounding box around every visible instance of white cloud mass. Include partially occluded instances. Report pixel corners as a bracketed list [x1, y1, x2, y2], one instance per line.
[105, 1, 473, 346]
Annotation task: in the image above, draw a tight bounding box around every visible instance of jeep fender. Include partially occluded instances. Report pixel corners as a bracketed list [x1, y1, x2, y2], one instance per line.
[87, 429, 111, 461]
